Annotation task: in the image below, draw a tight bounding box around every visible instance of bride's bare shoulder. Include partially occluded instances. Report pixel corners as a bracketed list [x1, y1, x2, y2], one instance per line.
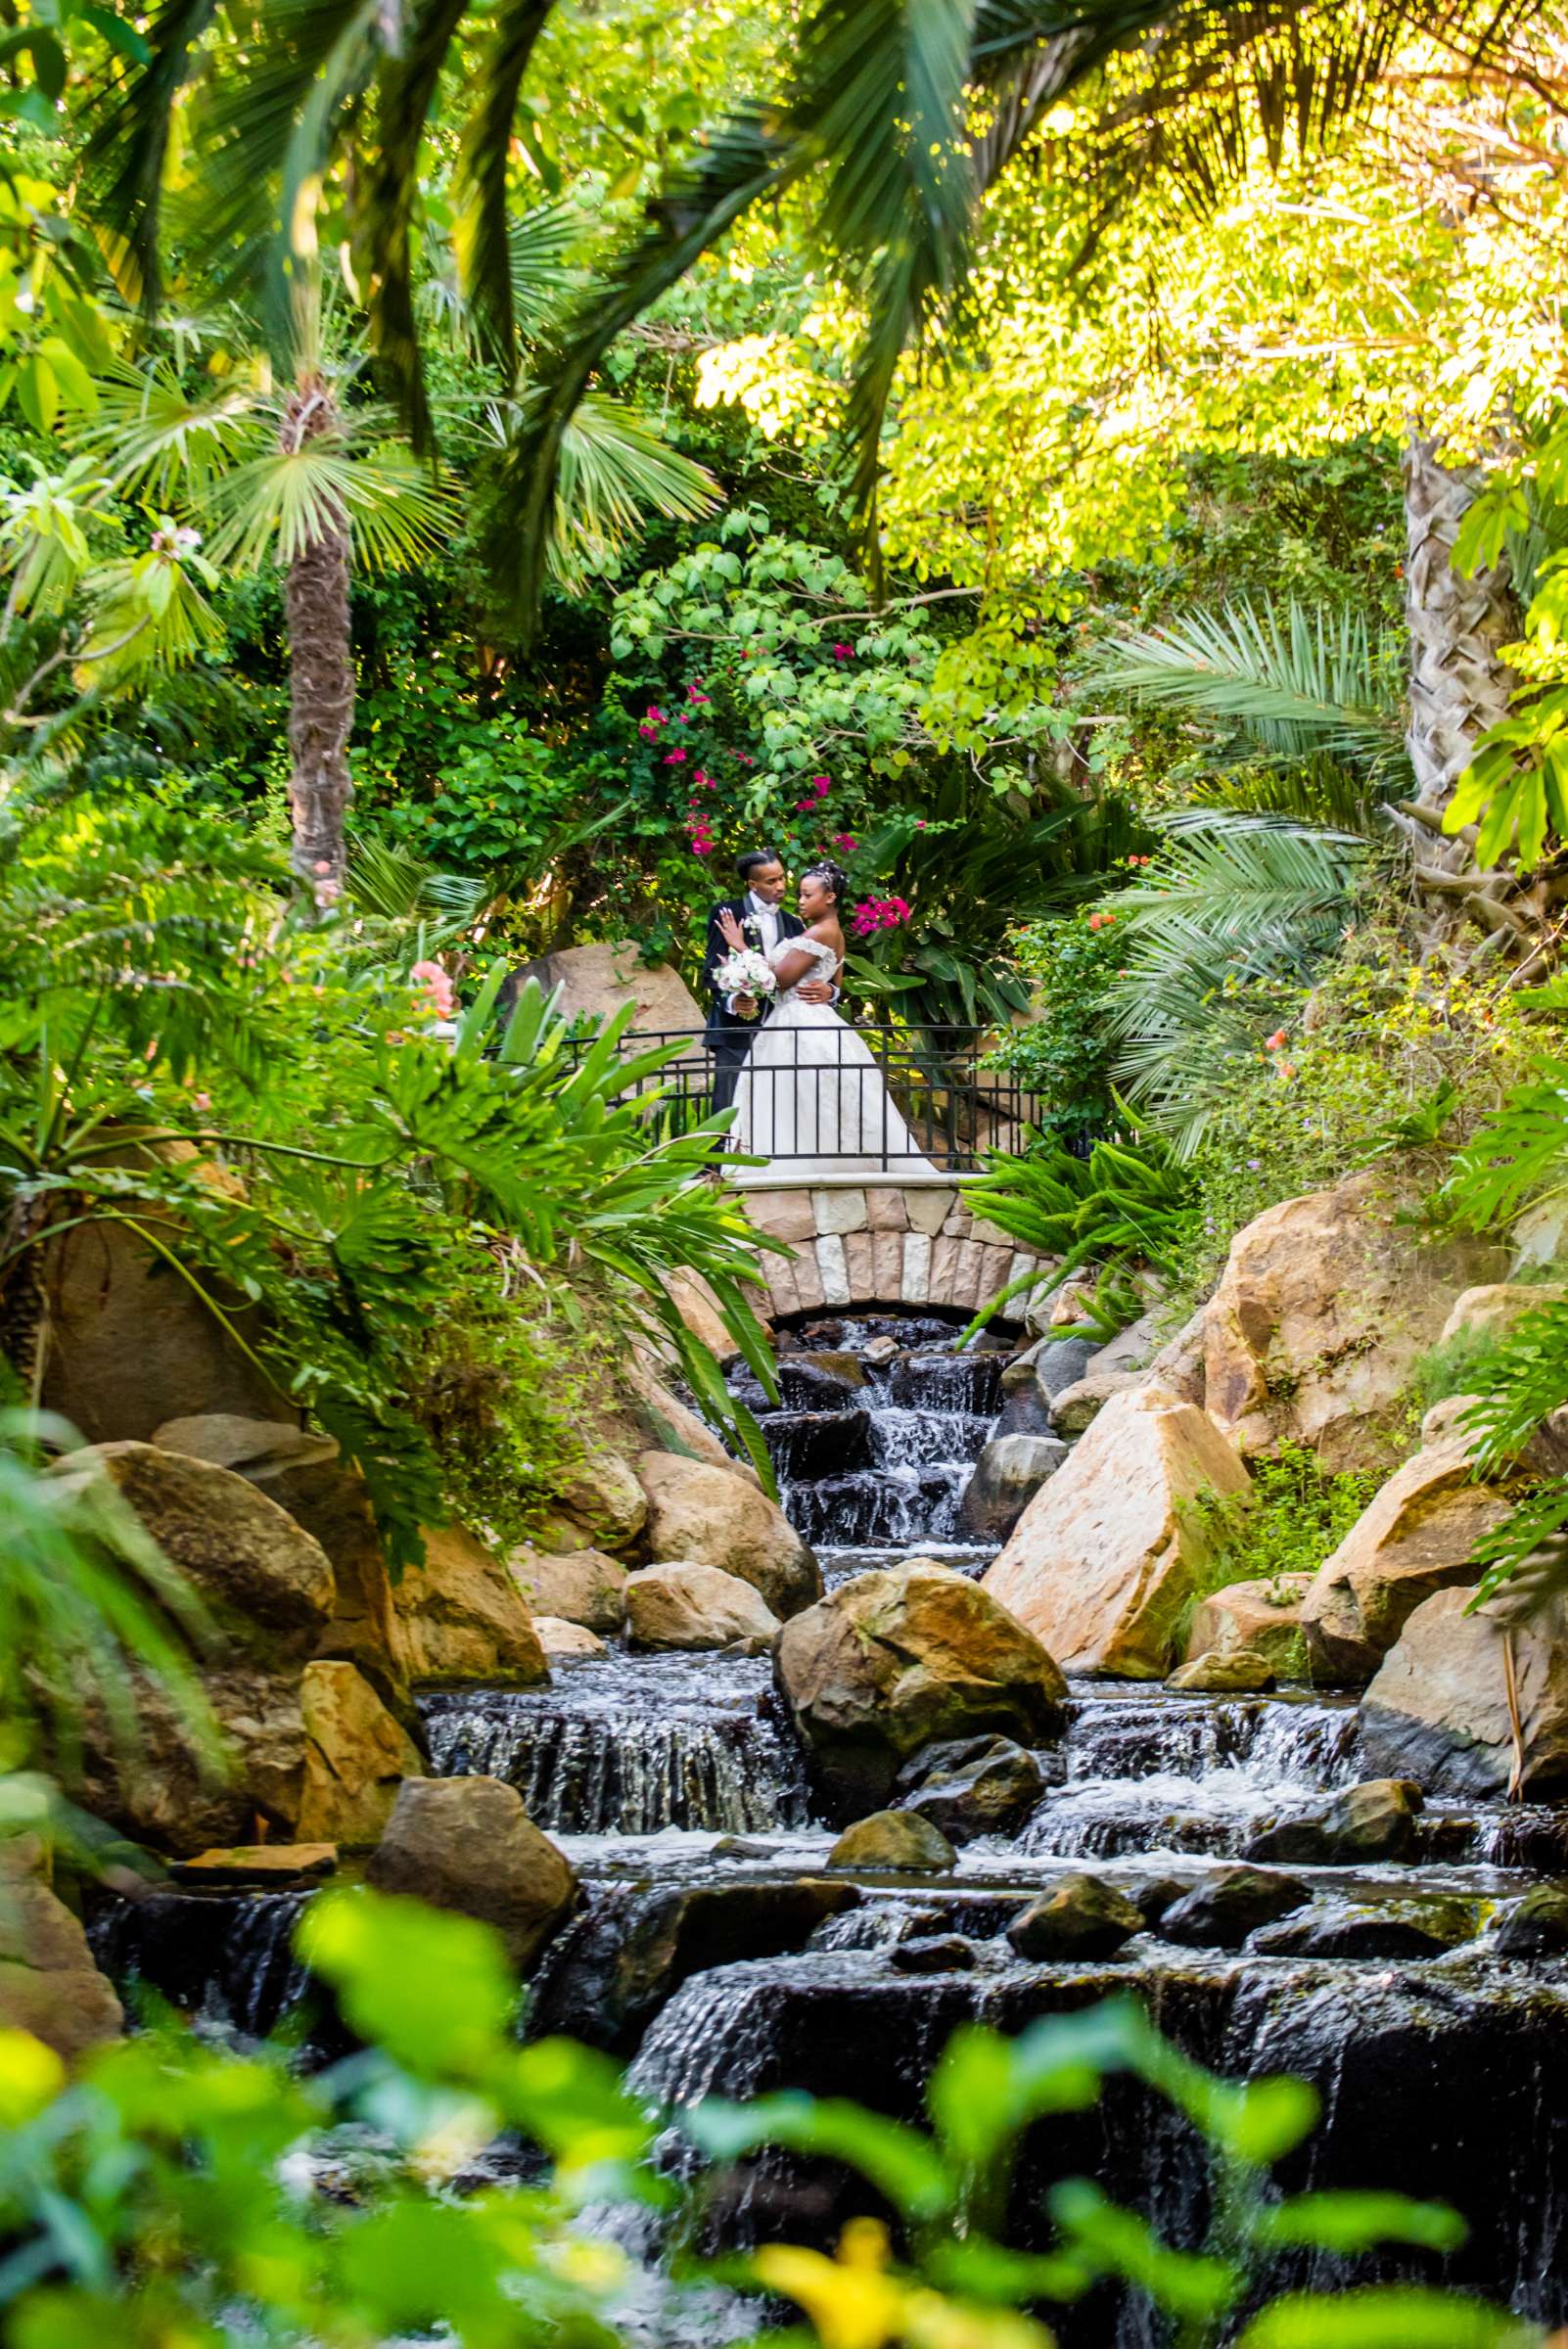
[807, 917, 844, 950]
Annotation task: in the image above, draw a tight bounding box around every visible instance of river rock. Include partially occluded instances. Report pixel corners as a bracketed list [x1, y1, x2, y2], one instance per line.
[1159, 1865, 1310, 1949]
[393, 1522, 548, 1685]
[1495, 1885, 1568, 1957]
[530, 1877, 857, 2051]
[1440, 1283, 1568, 1347]
[777, 1564, 1068, 1817]
[826, 1811, 956, 1873]
[508, 1543, 627, 1634]
[890, 1935, 979, 1973]
[1127, 1874, 1187, 1926]
[1252, 1907, 1453, 1961]
[894, 1735, 1048, 1843]
[1169, 1647, 1276, 1693]
[1300, 1441, 1517, 1684]
[532, 1617, 608, 1657]
[1360, 1589, 1568, 1800]
[0, 1867, 123, 2063]
[625, 1561, 780, 1651]
[777, 1354, 867, 1410]
[295, 1660, 421, 1848]
[635, 1451, 820, 1617]
[53, 1441, 335, 1662]
[954, 1434, 1070, 1542]
[984, 1386, 1252, 1678]
[553, 1452, 649, 1552]
[366, 1776, 576, 1971]
[1007, 1874, 1142, 1960]
[1204, 1172, 1505, 1469]
[1047, 1371, 1139, 1435]
[1245, 1778, 1421, 1867]
[1186, 1576, 1313, 1670]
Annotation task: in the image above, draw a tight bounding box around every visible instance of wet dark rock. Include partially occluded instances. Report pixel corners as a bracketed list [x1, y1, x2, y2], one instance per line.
[954, 1435, 1070, 1543]
[992, 1384, 1055, 1442]
[888, 1353, 1003, 1413]
[890, 1934, 979, 1974]
[763, 1410, 872, 1480]
[1126, 1874, 1187, 1927]
[1496, 1886, 1568, 1958]
[1159, 1865, 1310, 1949]
[894, 1734, 1047, 1844]
[1250, 1906, 1455, 1961]
[1030, 1339, 1098, 1402]
[531, 1877, 859, 2050]
[711, 1836, 777, 1861]
[827, 1811, 957, 1873]
[800, 1321, 848, 1349]
[1245, 1779, 1422, 1868]
[1007, 1873, 1143, 1960]
[778, 1356, 866, 1411]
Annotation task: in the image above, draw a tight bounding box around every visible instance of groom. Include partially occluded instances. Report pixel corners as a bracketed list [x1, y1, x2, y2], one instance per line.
[703, 849, 835, 1113]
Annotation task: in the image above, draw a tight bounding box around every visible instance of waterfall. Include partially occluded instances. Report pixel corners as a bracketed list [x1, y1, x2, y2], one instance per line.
[422, 1654, 810, 1837]
[90, 1889, 316, 2044]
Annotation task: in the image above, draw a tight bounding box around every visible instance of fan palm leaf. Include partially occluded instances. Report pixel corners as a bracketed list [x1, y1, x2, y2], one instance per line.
[547, 397, 721, 590]
[1092, 597, 1409, 786]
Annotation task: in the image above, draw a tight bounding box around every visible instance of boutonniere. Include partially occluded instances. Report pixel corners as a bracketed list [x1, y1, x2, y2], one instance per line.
[742, 914, 761, 942]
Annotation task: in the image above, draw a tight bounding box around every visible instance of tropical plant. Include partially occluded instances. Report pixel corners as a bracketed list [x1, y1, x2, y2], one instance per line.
[960, 1121, 1197, 1338]
[1102, 814, 1370, 1151]
[0, 1889, 1529, 2347]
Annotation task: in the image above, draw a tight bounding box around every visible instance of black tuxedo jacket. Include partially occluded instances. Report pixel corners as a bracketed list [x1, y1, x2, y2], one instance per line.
[703, 897, 805, 1047]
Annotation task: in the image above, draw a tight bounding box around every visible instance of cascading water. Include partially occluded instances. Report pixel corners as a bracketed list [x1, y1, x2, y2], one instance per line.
[422, 1653, 808, 1837]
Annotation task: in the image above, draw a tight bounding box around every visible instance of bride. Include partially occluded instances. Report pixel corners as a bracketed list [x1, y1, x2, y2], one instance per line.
[719, 860, 939, 1181]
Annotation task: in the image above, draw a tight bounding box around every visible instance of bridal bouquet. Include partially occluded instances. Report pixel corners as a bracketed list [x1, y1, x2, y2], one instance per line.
[715, 946, 777, 1018]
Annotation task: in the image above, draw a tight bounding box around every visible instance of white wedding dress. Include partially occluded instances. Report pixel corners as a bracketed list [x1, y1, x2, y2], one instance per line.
[726, 936, 939, 1181]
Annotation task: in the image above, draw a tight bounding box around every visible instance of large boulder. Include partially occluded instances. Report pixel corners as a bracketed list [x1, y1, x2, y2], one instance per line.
[954, 1434, 1070, 1543]
[1440, 1283, 1568, 1347]
[1048, 1371, 1138, 1435]
[392, 1522, 548, 1686]
[1169, 1648, 1276, 1692]
[894, 1735, 1048, 1844]
[1360, 1589, 1568, 1800]
[503, 941, 703, 1040]
[51, 1443, 338, 1854]
[1007, 1875, 1142, 1961]
[366, 1776, 576, 1971]
[296, 1660, 421, 1849]
[1204, 1172, 1505, 1469]
[776, 1563, 1067, 1818]
[984, 1387, 1252, 1679]
[1159, 1865, 1310, 1949]
[508, 1543, 627, 1634]
[826, 1811, 955, 1873]
[0, 1863, 122, 2064]
[624, 1561, 780, 1651]
[1185, 1575, 1313, 1670]
[54, 1442, 334, 1662]
[636, 1451, 820, 1617]
[1299, 1440, 1518, 1685]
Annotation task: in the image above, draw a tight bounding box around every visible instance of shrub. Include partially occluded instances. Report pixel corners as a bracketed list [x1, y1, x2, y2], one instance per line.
[1180, 1443, 1381, 1636]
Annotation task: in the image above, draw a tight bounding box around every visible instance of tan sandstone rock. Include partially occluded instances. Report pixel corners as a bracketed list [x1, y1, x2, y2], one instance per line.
[1204, 1172, 1505, 1469]
[985, 1386, 1252, 1679]
[51, 1443, 338, 1852]
[665, 1271, 744, 1360]
[296, 1659, 421, 1848]
[1186, 1575, 1313, 1670]
[504, 941, 704, 1036]
[1439, 1283, 1568, 1347]
[0, 1868, 122, 2064]
[508, 1543, 627, 1634]
[1048, 1369, 1138, 1435]
[776, 1562, 1067, 1817]
[533, 1617, 608, 1657]
[393, 1522, 548, 1686]
[1299, 1441, 1518, 1684]
[625, 1561, 780, 1651]
[635, 1451, 820, 1617]
[366, 1776, 577, 1971]
[1360, 1589, 1568, 1800]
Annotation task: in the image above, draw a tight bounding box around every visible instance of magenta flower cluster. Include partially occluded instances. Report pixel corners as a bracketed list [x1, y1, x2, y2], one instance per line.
[794, 773, 833, 813]
[851, 896, 912, 939]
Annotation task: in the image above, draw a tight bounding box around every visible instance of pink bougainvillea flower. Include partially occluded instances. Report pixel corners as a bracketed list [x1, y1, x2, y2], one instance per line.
[738, 753, 756, 766]
[645, 706, 666, 725]
[638, 724, 659, 740]
[687, 683, 710, 704]
[811, 775, 831, 797]
[832, 834, 859, 853]
[664, 749, 688, 763]
[832, 642, 853, 661]
[410, 958, 457, 1019]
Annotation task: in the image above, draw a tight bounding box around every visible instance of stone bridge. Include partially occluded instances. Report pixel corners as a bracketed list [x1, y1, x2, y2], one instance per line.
[738, 1174, 1049, 1325]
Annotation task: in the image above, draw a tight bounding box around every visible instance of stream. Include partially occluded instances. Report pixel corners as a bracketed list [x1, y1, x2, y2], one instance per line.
[92, 1309, 1568, 2337]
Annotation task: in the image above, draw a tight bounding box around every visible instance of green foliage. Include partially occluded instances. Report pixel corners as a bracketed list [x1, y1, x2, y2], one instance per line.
[1407, 1329, 1514, 1416]
[0, 1893, 1524, 2349]
[1183, 1445, 1381, 1612]
[985, 910, 1128, 1147]
[960, 1124, 1198, 1339]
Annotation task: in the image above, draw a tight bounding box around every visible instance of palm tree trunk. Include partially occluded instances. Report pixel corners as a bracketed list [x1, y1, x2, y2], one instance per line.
[1400, 435, 1529, 957]
[282, 374, 354, 898]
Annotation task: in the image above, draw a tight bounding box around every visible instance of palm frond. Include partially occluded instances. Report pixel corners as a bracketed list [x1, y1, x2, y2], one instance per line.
[456, 0, 560, 368]
[80, 0, 222, 315]
[1092, 597, 1408, 785]
[347, 834, 490, 929]
[363, 0, 474, 449]
[80, 360, 269, 502]
[203, 439, 459, 572]
[548, 398, 720, 589]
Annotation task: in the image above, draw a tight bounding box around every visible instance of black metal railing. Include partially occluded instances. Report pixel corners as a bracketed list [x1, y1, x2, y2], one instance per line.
[573, 1025, 1026, 1174]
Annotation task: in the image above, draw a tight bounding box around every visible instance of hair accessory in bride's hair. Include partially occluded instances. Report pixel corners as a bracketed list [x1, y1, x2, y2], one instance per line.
[801, 859, 849, 902]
